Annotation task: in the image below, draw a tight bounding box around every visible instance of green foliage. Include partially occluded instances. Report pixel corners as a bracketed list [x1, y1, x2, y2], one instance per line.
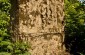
[0, 0, 11, 54]
[65, 0, 85, 55]
[12, 42, 31, 55]
[0, 0, 31, 55]
[0, 41, 31, 55]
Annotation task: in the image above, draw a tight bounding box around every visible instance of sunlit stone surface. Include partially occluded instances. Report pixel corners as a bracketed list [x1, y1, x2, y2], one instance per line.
[11, 0, 69, 55]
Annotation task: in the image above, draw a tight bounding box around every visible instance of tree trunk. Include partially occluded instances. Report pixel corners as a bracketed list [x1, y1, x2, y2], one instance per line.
[10, 0, 69, 55]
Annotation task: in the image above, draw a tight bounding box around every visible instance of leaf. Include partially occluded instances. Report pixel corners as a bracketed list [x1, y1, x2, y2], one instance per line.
[0, 52, 11, 55]
[7, 45, 13, 50]
[15, 50, 21, 54]
[0, 41, 11, 46]
[0, 0, 9, 3]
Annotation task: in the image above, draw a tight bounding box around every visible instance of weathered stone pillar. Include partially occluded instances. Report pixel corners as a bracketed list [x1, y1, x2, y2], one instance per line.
[11, 0, 68, 55]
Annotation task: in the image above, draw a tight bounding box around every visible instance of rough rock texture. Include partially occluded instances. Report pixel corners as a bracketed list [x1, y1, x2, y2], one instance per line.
[10, 0, 69, 55]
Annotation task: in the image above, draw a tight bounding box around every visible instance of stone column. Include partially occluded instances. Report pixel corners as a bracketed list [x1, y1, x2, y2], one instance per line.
[11, 0, 68, 55]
